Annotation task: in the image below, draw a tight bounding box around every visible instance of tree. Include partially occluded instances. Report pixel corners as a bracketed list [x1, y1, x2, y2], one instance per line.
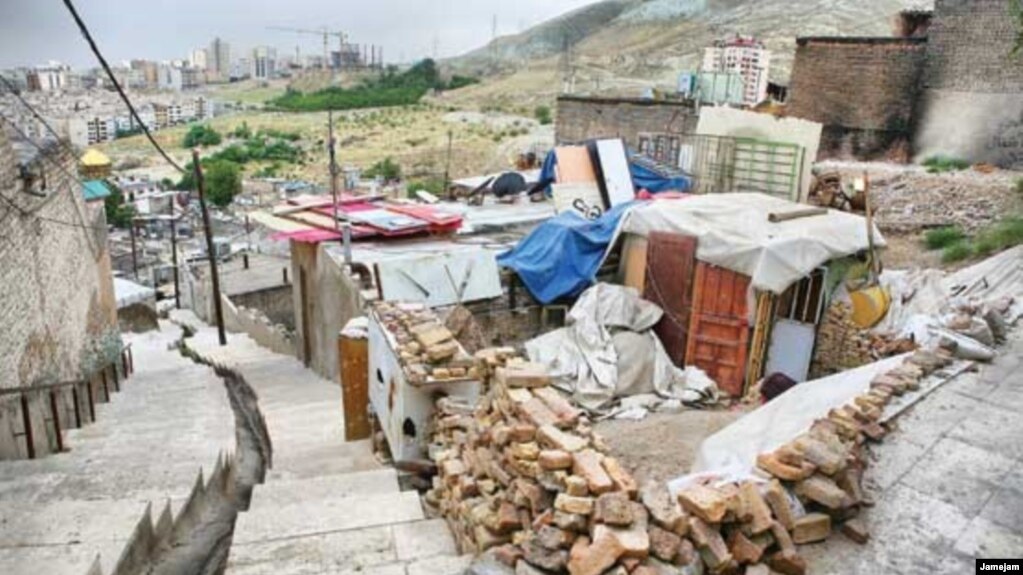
[182, 125, 222, 148]
[204, 161, 242, 207]
[103, 182, 135, 228]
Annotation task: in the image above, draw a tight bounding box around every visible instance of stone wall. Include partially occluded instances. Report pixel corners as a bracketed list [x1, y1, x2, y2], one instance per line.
[0, 128, 118, 458]
[916, 0, 1023, 167]
[231, 284, 295, 330]
[555, 96, 698, 148]
[787, 37, 927, 162]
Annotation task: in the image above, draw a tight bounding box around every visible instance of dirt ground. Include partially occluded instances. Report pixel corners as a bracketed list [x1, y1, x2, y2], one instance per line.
[594, 407, 750, 487]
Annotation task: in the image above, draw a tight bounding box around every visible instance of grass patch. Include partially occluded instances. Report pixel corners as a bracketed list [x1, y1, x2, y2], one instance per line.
[922, 155, 970, 174]
[941, 241, 973, 263]
[1015, 177, 1023, 195]
[973, 217, 1023, 256]
[923, 226, 966, 250]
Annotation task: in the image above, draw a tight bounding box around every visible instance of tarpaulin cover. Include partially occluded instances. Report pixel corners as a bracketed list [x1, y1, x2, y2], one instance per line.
[539, 149, 690, 197]
[525, 283, 718, 413]
[630, 160, 691, 193]
[691, 354, 908, 475]
[616, 193, 885, 294]
[497, 201, 635, 304]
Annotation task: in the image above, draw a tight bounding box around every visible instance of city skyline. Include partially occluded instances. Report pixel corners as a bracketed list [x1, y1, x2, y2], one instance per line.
[0, 0, 594, 69]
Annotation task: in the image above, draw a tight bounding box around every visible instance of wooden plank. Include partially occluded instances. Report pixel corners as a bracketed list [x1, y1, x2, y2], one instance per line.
[643, 232, 697, 367]
[339, 335, 372, 441]
[554, 146, 598, 184]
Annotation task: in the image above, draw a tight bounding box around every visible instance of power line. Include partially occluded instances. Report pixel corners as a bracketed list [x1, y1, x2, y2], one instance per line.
[60, 0, 186, 174]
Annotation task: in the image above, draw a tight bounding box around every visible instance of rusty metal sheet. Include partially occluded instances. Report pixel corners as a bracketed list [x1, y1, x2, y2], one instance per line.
[685, 262, 751, 397]
[643, 232, 697, 367]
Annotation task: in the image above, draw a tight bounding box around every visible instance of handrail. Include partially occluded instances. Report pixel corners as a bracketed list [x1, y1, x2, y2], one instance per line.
[1, 343, 133, 460]
[0, 344, 132, 397]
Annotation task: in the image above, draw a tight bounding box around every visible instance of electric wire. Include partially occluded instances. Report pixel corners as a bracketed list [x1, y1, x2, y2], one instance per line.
[60, 0, 186, 173]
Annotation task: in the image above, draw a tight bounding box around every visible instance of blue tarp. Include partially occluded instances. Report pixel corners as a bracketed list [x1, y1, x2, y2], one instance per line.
[539, 148, 690, 197]
[497, 201, 636, 304]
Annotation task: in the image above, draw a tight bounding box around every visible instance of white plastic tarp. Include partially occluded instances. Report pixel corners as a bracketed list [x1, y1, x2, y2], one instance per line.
[614, 193, 885, 294]
[525, 284, 717, 412]
[691, 354, 908, 475]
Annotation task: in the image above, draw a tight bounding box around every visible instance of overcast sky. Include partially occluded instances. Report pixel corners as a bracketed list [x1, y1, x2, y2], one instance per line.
[0, 0, 595, 69]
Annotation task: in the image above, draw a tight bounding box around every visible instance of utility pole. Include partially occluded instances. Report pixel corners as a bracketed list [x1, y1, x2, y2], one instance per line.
[444, 129, 453, 200]
[327, 109, 353, 264]
[129, 218, 138, 280]
[170, 197, 180, 309]
[192, 149, 226, 346]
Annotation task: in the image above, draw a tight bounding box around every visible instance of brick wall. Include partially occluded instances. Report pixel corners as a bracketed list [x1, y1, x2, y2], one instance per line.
[0, 128, 118, 458]
[555, 96, 698, 148]
[915, 0, 1023, 167]
[926, 0, 1023, 93]
[787, 38, 927, 161]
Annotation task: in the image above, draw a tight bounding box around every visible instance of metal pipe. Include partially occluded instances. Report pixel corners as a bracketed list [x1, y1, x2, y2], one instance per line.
[49, 390, 63, 452]
[20, 394, 34, 459]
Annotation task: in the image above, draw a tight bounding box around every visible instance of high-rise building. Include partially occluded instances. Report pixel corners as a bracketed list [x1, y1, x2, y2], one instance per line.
[250, 46, 277, 80]
[207, 37, 231, 82]
[189, 48, 208, 70]
[702, 35, 770, 107]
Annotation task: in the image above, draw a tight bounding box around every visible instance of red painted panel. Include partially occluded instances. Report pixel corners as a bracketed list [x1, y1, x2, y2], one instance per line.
[685, 263, 752, 397]
[643, 232, 697, 367]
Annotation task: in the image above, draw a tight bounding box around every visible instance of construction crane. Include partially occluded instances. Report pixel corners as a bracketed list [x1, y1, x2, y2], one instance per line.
[267, 26, 346, 71]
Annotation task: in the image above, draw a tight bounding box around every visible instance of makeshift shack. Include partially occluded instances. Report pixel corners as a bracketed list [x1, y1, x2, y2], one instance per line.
[612, 193, 884, 396]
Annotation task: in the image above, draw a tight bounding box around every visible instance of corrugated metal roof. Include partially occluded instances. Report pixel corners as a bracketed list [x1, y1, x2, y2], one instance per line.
[82, 180, 111, 201]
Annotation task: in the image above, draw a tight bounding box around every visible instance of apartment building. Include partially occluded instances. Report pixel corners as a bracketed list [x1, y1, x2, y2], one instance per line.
[702, 35, 770, 107]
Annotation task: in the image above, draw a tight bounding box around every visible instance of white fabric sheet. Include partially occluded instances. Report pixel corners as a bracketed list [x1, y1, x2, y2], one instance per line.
[615, 193, 885, 294]
[691, 354, 908, 475]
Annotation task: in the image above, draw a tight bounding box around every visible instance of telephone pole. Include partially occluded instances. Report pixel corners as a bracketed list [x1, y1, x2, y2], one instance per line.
[129, 218, 138, 279]
[192, 149, 226, 346]
[169, 197, 180, 309]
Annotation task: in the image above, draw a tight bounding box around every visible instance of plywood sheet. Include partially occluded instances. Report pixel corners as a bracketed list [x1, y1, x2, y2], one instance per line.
[555, 146, 598, 184]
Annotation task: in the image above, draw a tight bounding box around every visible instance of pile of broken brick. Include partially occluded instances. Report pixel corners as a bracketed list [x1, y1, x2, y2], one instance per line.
[373, 302, 482, 384]
[427, 343, 955, 575]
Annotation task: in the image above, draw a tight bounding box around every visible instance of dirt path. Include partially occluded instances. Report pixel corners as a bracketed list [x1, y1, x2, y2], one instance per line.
[594, 408, 749, 486]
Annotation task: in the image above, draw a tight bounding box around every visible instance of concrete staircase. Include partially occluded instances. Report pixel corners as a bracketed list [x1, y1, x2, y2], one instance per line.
[0, 323, 235, 575]
[175, 311, 472, 575]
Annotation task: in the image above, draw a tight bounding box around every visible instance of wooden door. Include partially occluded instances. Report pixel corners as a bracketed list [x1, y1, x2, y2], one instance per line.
[685, 263, 752, 397]
[643, 232, 697, 367]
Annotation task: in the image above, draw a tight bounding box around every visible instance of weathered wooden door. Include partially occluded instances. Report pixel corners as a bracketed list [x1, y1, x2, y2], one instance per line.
[643, 232, 698, 367]
[685, 263, 752, 397]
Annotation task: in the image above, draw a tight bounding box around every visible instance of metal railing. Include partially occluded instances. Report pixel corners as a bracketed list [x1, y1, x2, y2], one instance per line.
[0, 345, 134, 459]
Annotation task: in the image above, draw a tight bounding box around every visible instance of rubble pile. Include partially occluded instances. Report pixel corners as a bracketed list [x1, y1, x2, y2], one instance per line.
[811, 302, 916, 378]
[428, 354, 686, 575]
[864, 171, 1018, 233]
[373, 302, 481, 384]
[431, 343, 954, 574]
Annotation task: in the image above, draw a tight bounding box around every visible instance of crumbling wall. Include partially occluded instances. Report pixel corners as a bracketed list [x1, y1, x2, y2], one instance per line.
[0, 128, 118, 458]
[915, 0, 1023, 167]
[555, 96, 698, 148]
[230, 284, 295, 330]
[787, 38, 927, 162]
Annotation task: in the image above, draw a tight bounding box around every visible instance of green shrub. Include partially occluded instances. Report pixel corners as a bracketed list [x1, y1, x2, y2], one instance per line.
[182, 125, 222, 148]
[1015, 177, 1023, 195]
[407, 177, 447, 196]
[534, 105, 552, 125]
[941, 241, 973, 263]
[364, 157, 401, 181]
[974, 217, 1023, 255]
[923, 226, 966, 250]
[922, 155, 970, 174]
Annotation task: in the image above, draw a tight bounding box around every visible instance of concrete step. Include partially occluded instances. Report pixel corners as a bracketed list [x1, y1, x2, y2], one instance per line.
[249, 468, 400, 507]
[227, 518, 465, 575]
[232, 490, 424, 546]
